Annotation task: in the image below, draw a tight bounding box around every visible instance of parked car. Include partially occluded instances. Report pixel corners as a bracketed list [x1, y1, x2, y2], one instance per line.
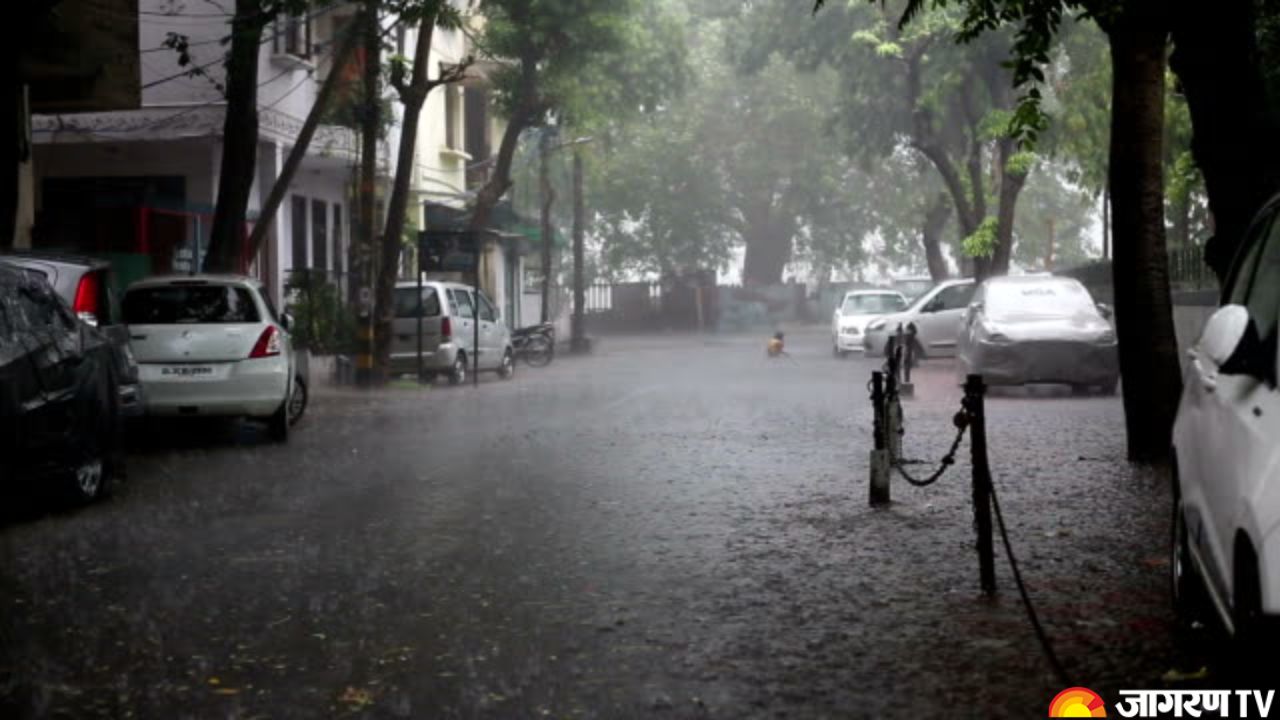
[0, 261, 121, 503]
[0, 250, 143, 417]
[891, 276, 934, 304]
[122, 275, 298, 441]
[1172, 195, 1280, 643]
[863, 279, 976, 358]
[955, 275, 1119, 393]
[831, 289, 907, 357]
[390, 280, 515, 384]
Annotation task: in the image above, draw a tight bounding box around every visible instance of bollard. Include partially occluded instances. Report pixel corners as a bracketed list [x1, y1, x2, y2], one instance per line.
[870, 371, 891, 506]
[899, 324, 916, 398]
[966, 374, 997, 596]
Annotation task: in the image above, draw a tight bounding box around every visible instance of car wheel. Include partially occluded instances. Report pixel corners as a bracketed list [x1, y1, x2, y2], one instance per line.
[449, 354, 467, 385]
[63, 373, 116, 504]
[1231, 539, 1278, 676]
[524, 336, 554, 367]
[1171, 490, 1208, 625]
[499, 349, 515, 379]
[287, 375, 308, 426]
[268, 400, 289, 442]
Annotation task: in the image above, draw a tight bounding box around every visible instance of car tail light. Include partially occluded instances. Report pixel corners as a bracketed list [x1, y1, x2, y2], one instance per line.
[441, 316, 452, 342]
[73, 272, 102, 326]
[249, 326, 282, 358]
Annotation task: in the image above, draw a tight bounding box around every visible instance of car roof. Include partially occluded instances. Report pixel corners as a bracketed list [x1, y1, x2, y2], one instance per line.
[983, 274, 1073, 286]
[395, 279, 475, 290]
[842, 288, 902, 297]
[127, 274, 263, 290]
[0, 249, 110, 270]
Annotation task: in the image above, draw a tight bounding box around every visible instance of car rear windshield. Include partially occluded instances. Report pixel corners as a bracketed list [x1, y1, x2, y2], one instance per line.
[986, 280, 1096, 320]
[394, 287, 442, 318]
[842, 294, 905, 314]
[123, 285, 261, 324]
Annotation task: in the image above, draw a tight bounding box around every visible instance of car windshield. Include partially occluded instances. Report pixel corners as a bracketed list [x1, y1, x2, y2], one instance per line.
[842, 293, 905, 314]
[123, 285, 260, 324]
[892, 280, 933, 301]
[985, 280, 1097, 320]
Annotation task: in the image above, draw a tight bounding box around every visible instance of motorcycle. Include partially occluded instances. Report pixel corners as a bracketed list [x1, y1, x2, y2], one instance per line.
[512, 323, 555, 367]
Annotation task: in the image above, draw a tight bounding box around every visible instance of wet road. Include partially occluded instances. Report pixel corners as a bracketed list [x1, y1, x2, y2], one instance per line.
[1, 329, 1220, 718]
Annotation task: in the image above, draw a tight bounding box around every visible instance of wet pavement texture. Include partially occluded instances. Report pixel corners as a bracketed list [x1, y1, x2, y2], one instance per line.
[0, 328, 1231, 718]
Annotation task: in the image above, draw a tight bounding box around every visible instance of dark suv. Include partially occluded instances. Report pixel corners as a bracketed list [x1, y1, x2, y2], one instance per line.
[0, 262, 122, 503]
[0, 251, 143, 417]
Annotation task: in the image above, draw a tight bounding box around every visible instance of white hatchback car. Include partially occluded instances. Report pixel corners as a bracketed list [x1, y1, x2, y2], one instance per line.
[1172, 198, 1280, 640]
[831, 289, 907, 357]
[862, 279, 976, 359]
[123, 275, 297, 441]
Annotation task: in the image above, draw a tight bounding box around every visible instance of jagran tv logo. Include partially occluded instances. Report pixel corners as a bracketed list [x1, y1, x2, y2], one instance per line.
[1049, 687, 1278, 718]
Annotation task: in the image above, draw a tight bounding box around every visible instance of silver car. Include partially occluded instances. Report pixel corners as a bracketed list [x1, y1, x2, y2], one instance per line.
[863, 279, 976, 358]
[390, 280, 514, 384]
[956, 275, 1119, 393]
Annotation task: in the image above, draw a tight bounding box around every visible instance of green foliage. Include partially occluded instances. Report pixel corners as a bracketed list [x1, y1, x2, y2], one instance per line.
[1005, 150, 1037, 176]
[962, 217, 999, 258]
[285, 270, 357, 355]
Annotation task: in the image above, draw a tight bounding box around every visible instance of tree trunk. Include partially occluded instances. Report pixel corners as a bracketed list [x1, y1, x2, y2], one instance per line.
[354, 0, 380, 384]
[742, 234, 790, 287]
[469, 57, 537, 235]
[205, 0, 268, 273]
[1169, 0, 1280, 282]
[373, 19, 439, 383]
[570, 148, 587, 350]
[990, 140, 1029, 277]
[538, 130, 555, 323]
[2, 68, 19, 249]
[1107, 10, 1183, 463]
[246, 23, 360, 263]
[1044, 217, 1056, 270]
[922, 193, 951, 281]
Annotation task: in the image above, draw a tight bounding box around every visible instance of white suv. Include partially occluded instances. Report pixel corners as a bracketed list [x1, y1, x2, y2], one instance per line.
[1172, 196, 1280, 641]
[123, 275, 298, 441]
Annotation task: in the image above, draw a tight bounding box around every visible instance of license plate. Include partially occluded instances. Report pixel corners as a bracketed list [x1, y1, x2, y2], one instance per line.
[159, 365, 216, 379]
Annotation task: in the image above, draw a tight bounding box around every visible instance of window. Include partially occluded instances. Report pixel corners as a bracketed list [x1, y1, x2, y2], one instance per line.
[449, 288, 474, 317]
[477, 292, 496, 322]
[842, 294, 906, 314]
[1240, 213, 1280, 342]
[312, 199, 328, 271]
[123, 285, 260, 324]
[332, 204, 344, 275]
[291, 196, 308, 271]
[394, 287, 442, 319]
[443, 80, 459, 150]
[464, 87, 489, 161]
[930, 284, 975, 312]
[985, 280, 1096, 320]
[274, 12, 312, 58]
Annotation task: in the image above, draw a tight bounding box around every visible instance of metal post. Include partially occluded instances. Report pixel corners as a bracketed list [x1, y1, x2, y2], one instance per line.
[473, 258, 481, 388]
[870, 371, 890, 506]
[966, 374, 997, 596]
[900, 323, 916, 398]
[416, 256, 424, 384]
[570, 148, 590, 353]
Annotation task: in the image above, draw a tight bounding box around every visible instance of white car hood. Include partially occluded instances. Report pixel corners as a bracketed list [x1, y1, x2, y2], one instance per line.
[837, 313, 884, 331]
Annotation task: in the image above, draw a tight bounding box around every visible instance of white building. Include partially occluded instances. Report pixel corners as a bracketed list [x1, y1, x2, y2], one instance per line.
[29, 0, 372, 303]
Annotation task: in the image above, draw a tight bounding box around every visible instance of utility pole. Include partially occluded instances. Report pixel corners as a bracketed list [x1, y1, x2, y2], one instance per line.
[569, 147, 589, 353]
[538, 128, 556, 324]
[355, 0, 380, 386]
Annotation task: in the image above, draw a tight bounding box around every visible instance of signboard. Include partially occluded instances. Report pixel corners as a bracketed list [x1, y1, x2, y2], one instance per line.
[418, 230, 479, 273]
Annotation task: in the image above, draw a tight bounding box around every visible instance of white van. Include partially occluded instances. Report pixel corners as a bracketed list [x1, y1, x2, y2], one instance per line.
[390, 280, 514, 384]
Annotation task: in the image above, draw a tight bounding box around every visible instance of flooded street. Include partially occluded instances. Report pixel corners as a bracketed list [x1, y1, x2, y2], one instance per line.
[1, 330, 1213, 718]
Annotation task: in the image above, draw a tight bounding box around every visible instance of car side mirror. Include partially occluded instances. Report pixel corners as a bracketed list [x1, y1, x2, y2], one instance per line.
[1096, 302, 1113, 320]
[280, 312, 293, 332]
[1200, 305, 1251, 368]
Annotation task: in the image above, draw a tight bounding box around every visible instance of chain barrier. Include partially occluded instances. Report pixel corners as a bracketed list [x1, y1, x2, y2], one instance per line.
[892, 409, 969, 487]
